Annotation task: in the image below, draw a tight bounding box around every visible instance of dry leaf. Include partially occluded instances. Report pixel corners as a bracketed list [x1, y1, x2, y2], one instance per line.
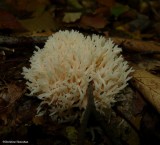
[6, 0, 50, 14]
[97, 0, 115, 7]
[80, 15, 108, 29]
[0, 83, 24, 124]
[67, 0, 83, 9]
[0, 83, 23, 106]
[137, 59, 160, 72]
[19, 12, 57, 33]
[92, 0, 115, 16]
[33, 116, 45, 125]
[132, 69, 160, 112]
[63, 12, 82, 23]
[0, 10, 25, 32]
[111, 37, 160, 53]
[111, 3, 129, 18]
[95, 6, 111, 16]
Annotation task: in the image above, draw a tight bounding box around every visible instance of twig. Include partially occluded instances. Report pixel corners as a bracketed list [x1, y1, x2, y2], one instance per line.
[0, 46, 14, 52]
[0, 36, 47, 47]
[78, 81, 115, 145]
[78, 81, 94, 145]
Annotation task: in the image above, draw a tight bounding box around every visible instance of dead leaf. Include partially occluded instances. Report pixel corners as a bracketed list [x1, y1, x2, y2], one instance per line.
[115, 14, 150, 39]
[137, 59, 160, 72]
[19, 12, 57, 33]
[132, 69, 160, 112]
[67, 0, 83, 9]
[153, 22, 160, 34]
[0, 9, 25, 32]
[127, 14, 150, 32]
[63, 12, 82, 23]
[95, 6, 110, 16]
[111, 3, 129, 18]
[7, 83, 24, 103]
[97, 0, 115, 7]
[16, 99, 38, 124]
[80, 15, 108, 29]
[6, 0, 50, 15]
[66, 126, 78, 145]
[115, 26, 141, 39]
[33, 116, 45, 125]
[110, 37, 160, 53]
[0, 83, 24, 124]
[0, 83, 23, 107]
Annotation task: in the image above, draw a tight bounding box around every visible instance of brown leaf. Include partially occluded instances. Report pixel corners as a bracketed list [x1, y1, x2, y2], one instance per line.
[0, 9, 25, 31]
[137, 59, 160, 72]
[95, 6, 110, 16]
[63, 12, 82, 23]
[80, 15, 108, 29]
[0, 83, 24, 124]
[16, 99, 38, 124]
[153, 22, 160, 34]
[7, 83, 24, 103]
[110, 37, 160, 53]
[0, 83, 24, 109]
[132, 69, 160, 112]
[133, 91, 146, 116]
[94, 0, 115, 16]
[6, 0, 49, 14]
[33, 116, 45, 125]
[19, 12, 58, 33]
[96, 0, 115, 7]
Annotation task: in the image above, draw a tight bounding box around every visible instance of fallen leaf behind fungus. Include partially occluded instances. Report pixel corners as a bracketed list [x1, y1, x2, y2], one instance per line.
[80, 15, 108, 29]
[132, 69, 160, 112]
[63, 12, 82, 23]
[19, 12, 57, 33]
[111, 37, 160, 53]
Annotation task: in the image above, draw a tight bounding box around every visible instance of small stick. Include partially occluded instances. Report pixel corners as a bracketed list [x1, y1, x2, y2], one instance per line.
[0, 36, 47, 47]
[78, 81, 94, 145]
[78, 81, 114, 145]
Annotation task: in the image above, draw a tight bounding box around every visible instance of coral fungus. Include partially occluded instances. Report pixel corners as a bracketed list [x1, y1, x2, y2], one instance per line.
[22, 30, 133, 122]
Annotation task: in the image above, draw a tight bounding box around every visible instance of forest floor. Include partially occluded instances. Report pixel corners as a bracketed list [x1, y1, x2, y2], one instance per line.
[0, 0, 160, 145]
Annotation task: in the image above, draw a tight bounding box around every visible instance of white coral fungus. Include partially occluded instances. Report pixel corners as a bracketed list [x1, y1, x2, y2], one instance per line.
[22, 30, 133, 122]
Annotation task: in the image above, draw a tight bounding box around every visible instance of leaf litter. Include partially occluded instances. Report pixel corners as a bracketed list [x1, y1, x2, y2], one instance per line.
[0, 0, 160, 145]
